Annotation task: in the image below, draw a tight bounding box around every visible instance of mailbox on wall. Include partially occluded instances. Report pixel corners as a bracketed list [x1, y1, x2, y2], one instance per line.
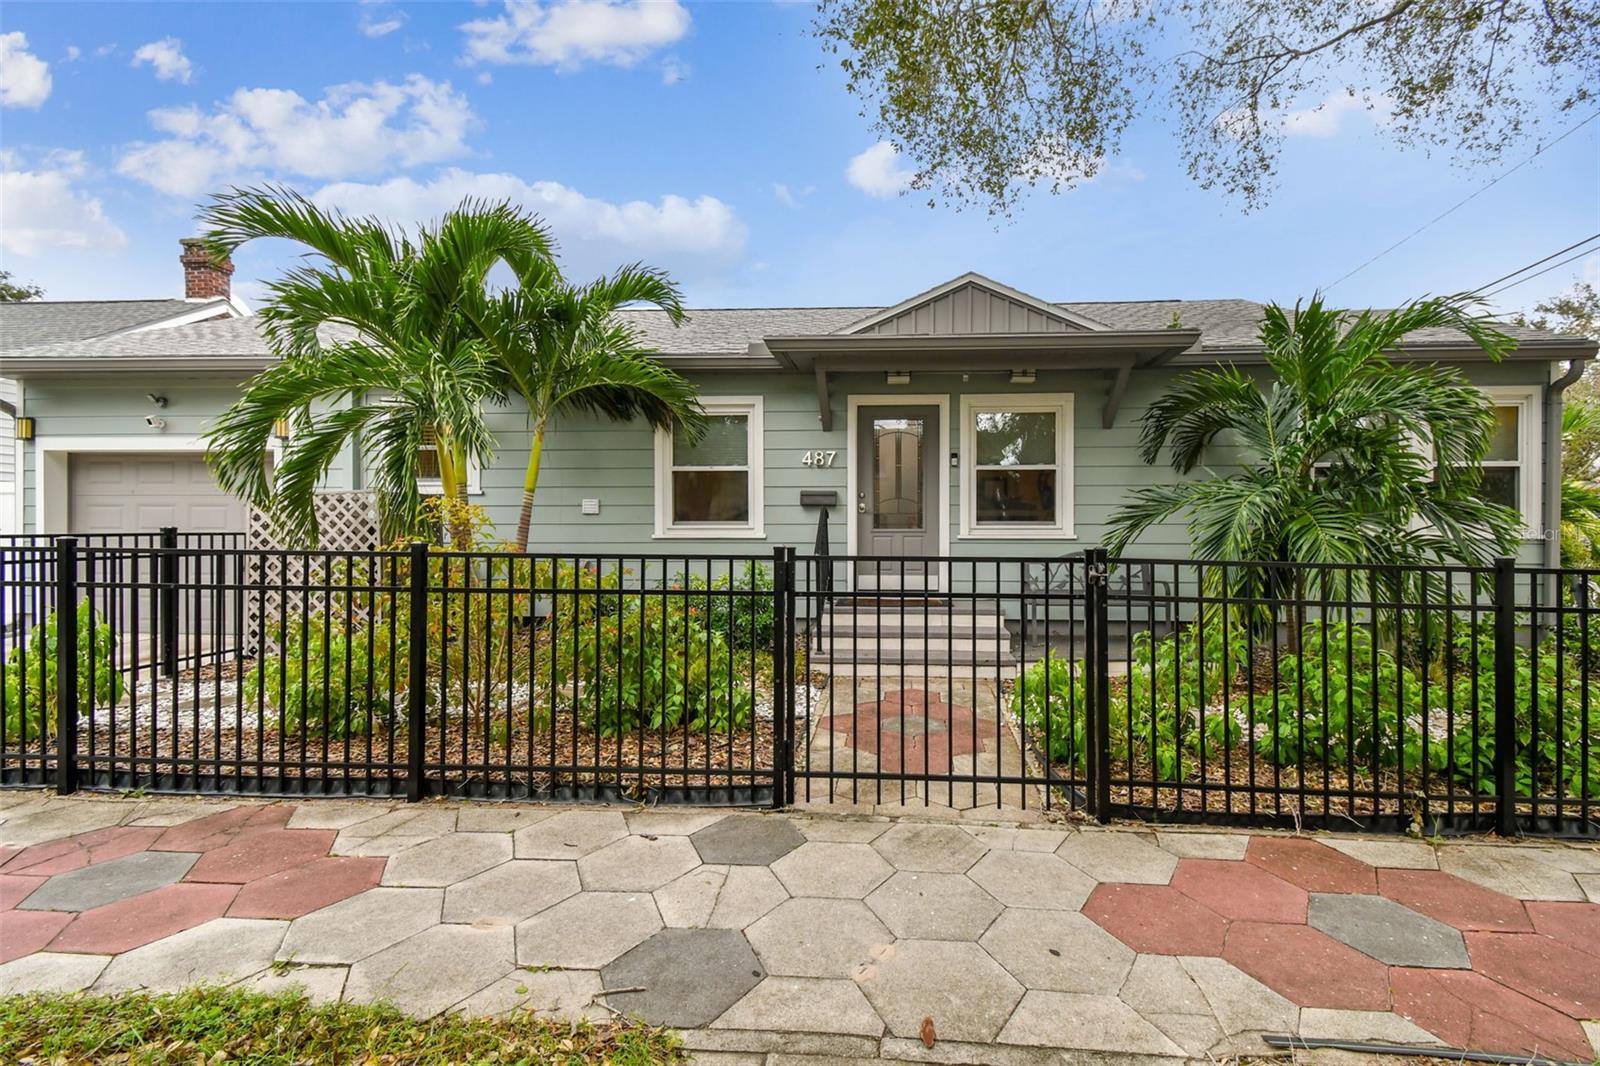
[799, 490, 838, 508]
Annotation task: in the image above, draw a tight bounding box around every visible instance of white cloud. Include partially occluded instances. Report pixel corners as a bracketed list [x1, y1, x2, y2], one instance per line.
[846, 141, 912, 198]
[772, 182, 814, 208]
[0, 149, 126, 255]
[660, 56, 688, 85]
[461, 0, 690, 70]
[309, 167, 747, 277]
[358, 0, 408, 38]
[64, 45, 81, 62]
[132, 37, 193, 84]
[116, 74, 475, 197]
[1281, 91, 1393, 138]
[0, 32, 52, 108]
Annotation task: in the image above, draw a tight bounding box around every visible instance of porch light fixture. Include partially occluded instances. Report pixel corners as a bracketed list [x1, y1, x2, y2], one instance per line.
[272, 417, 291, 441]
[885, 371, 912, 386]
[13, 417, 34, 441]
[1009, 370, 1037, 385]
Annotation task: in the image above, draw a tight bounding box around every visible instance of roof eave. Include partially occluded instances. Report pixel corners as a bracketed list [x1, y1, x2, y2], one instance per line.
[764, 330, 1202, 371]
[0, 355, 274, 375]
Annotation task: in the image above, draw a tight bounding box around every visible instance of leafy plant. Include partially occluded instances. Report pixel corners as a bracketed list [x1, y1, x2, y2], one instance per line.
[244, 612, 401, 736]
[1, 600, 122, 740]
[682, 561, 776, 651]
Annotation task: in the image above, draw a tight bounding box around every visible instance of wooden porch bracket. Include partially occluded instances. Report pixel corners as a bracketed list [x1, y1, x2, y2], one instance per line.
[1101, 363, 1132, 428]
[816, 365, 832, 431]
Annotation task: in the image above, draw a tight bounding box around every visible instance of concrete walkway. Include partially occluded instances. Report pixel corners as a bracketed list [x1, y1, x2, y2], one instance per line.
[2, 791, 1597, 1065]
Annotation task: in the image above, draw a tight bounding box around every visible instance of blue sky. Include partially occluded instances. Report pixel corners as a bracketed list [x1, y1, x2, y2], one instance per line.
[1, 1, 1596, 318]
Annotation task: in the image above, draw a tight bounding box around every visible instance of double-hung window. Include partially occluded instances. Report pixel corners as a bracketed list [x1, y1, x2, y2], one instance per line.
[655, 397, 764, 537]
[1444, 387, 1538, 527]
[416, 427, 481, 496]
[959, 394, 1074, 538]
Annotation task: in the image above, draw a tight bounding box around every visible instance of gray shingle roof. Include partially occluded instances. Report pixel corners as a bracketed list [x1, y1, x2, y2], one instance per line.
[0, 299, 233, 352]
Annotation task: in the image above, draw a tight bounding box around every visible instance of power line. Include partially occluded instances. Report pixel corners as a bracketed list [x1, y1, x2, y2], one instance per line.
[1322, 108, 1600, 293]
[1482, 244, 1600, 301]
[1474, 233, 1600, 294]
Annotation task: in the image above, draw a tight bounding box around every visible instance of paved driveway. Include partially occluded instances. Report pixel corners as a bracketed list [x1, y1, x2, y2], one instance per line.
[2, 792, 1597, 1064]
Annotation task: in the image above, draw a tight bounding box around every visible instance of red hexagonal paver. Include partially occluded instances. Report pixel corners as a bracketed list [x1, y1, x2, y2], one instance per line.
[152, 804, 291, 852]
[1464, 931, 1600, 1020]
[1377, 869, 1532, 932]
[1, 826, 162, 877]
[1082, 882, 1229, 955]
[1, 909, 72, 963]
[1246, 837, 1376, 893]
[48, 882, 239, 955]
[228, 856, 385, 919]
[1170, 858, 1308, 923]
[1523, 901, 1600, 958]
[0, 873, 46, 910]
[1390, 967, 1594, 1062]
[1222, 921, 1389, 1010]
[185, 828, 336, 884]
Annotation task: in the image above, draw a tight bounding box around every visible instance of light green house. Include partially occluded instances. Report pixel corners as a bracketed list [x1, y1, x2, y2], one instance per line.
[2, 271, 1593, 572]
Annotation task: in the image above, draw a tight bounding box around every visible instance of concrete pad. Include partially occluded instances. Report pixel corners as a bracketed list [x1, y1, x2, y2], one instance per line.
[48, 881, 238, 955]
[454, 807, 556, 833]
[712, 976, 884, 1036]
[453, 969, 604, 1021]
[285, 801, 393, 830]
[745, 898, 894, 978]
[962, 825, 1067, 853]
[1155, 831, 1250, 860]
[345, 923, 514, 1017]
[18, 850, 197, 912]
[1179, 955, 1299, 1036]
[515, 891, 661, 968]
[0, 800, 127, 846]
[278, 886, 443, 964]
[1584, 1020, 1600, 1059]
[997, 990, 1185, 1055]
[228, 856, 386, 920]
[966, 850, 1096, 910]
[1575, 872, 1599, 902]
[655, 864, 788, 929]
[871, 822, 987, 873]
[1118, 953, 1214, 1016]
[601, 927, 765, 1027]
[381, 832, 512, 888]
[1490, 844, 1600, 874]
[578, 834, 700, 891]
[1056, 831, 1177, 885]
[690, 815, 804, 866]
[626, 809, 727, 836]
[789, 817, 889, 843]
[238, 963, 348, 1005]
[95, 917, 287, 993]
[442, 859, 579, 925]
[512, 810, 628, 859]
[979, 909, 1134, 993]
[0, 951, 110, 994]
[1298, 1007, 1445, 1046]
[856, 939, 1023, 1043]
[771, 842, 892, 899]
[1146, 1011, 1228, 1056]
[1440, 846, 1586, 900]
[1308, 892, 1469, 967]
[331, 808, 456, 841]
[865, 871, 1001, 940]
[1320, 836, 1439, 870]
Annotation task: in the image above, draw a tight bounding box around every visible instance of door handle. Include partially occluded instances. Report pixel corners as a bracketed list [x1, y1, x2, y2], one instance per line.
[858, 502, 867, 513]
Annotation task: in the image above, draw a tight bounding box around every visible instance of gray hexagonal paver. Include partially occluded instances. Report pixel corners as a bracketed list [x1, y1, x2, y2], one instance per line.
[857, 939, 1023, 1042]
[968, 850, 1097, 910]
[95, 918, 287, 994]
[18, 850, 197, 912]
[381, 833, 512, 887]
[346, 923, 514, 1017]
[998, 990, 1185, 1055]
[1056, 831, 1177, 884]
[690, 815, 805, 866]
[712, 975, 885, 1036]
[872, 822, 987, 873]
[278, 887, 443, 964]
[865, 871, 1002, 940]
[512, 810, 628, 860]
[577, 834, 700, 891]
[0, 952, 110, 995]
[442, 859, 580, 925]
[600, 928, 764, 1027]
[1307, 892, 1469, 967]
[453, 969, 604, 1021]
[979, 909, 1134, 993]
[515, 892, 662, 968]
[770, 841, 893, 899]
[654, 864, 789, 929]
[745, 898, 894, 978]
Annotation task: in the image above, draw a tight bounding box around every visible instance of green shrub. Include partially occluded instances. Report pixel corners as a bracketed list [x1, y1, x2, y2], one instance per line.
[682, 562, 776, 651]
[1, 600, 122, 740]
[244, 613, 402, 736]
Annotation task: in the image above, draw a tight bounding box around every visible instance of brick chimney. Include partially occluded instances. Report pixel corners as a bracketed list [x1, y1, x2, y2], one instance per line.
[179, 238, 234, 301]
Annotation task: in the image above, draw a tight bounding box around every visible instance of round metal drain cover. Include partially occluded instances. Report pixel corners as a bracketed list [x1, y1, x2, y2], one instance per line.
[881, 714, 948, 736]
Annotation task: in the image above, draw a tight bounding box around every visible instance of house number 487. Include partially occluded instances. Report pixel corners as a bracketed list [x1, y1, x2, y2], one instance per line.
[800, 450, 837, 468]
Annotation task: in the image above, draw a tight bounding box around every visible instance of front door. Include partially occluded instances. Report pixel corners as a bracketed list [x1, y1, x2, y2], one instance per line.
[856, 405, 940, 589]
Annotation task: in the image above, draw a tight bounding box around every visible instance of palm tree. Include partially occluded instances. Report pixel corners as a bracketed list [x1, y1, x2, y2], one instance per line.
[199, 187, 552, 546]
[1106, 294, 1522, 574]
[454, 257, 707, 550]
[1560, 400, 1600, 568]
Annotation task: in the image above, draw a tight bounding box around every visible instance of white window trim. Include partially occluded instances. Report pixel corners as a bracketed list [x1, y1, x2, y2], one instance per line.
[416, 449, 482, 496]
[653, 396, 765, 539]
[34, 435, 210, 533]
[959, 393, 1075, 539]
[1473, 386, 1540, 533]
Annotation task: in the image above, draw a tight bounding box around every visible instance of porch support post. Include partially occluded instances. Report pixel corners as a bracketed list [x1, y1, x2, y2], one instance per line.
[815, 365, 832, 431]
[1101, 363, 1132, 429]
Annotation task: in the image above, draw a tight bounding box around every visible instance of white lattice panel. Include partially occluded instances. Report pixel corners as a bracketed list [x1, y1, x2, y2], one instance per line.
[246, 493, 382, 652]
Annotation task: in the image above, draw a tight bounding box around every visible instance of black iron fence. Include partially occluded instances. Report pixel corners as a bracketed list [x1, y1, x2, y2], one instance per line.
[3, 535, 1596, 837]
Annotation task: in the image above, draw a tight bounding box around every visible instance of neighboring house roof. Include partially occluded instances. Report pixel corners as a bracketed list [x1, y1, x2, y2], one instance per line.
[0, 298, 243, 352]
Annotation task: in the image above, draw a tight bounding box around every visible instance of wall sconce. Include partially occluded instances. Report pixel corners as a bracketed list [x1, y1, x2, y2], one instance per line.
[272, 417, 291, 441]
[885, 371, 912, 386]
[14, 417, 34, 441]
[1009, 370, 1037, 385]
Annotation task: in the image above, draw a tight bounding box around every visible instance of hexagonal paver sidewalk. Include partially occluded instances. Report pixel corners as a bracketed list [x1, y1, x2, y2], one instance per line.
[4, 793, 1599, 1064]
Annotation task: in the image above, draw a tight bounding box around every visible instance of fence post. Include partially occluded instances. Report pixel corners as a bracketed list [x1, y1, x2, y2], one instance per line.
[1492, 555, 1518, 837]
[405, 541, 429, 802]
[771, 546, 790, 809]
[54, 537, 79, 796]
[1085, 547, 1112, 822]
[158, 526, 178, 678]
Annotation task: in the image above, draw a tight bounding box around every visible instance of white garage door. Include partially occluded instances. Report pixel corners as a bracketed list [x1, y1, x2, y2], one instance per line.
[69, 453, 246, 534]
